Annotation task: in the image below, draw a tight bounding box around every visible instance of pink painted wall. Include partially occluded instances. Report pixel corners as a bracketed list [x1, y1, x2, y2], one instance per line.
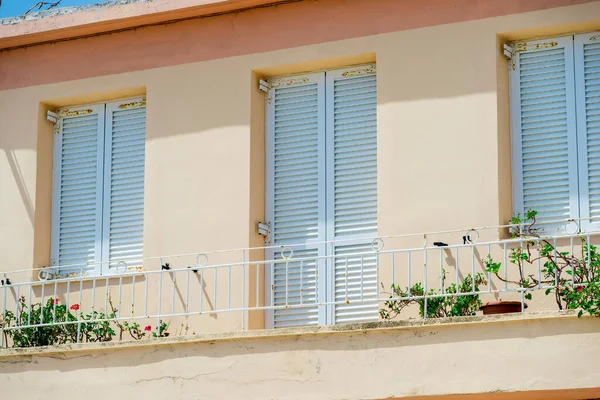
[0, 0, 598, 90]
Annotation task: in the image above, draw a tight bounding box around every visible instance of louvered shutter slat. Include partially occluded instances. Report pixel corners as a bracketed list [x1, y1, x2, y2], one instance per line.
[51, 106, 105, 276]
[266, 74, 326, 328]
[326, 67, 378, 325]
[330, 73, 377, 238]
[103, 100, 146, 273]
[511, 38, 579, 227]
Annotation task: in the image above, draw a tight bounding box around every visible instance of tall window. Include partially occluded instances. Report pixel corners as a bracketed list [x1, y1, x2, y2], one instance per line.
[265, 64, 378, 327]
[51, 98, 146, 277]
[510, 33, 600, 231]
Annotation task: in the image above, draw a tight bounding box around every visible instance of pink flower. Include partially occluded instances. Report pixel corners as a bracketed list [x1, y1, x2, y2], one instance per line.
[51, 298, 60, 305]
[144, 325, 152, 332]
[70, 304, 80, 311]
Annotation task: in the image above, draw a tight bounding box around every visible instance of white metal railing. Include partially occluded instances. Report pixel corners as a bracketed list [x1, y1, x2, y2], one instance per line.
[0, 217, 598, 348]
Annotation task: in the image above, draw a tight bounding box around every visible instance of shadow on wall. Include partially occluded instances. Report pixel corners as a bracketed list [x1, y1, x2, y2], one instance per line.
[5, 149, 34, 227]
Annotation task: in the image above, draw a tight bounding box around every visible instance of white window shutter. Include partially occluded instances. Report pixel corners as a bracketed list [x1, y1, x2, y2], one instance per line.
[265, 73, 327, 328]
[510, 36, 579, 228]
[102, 98, 147, 274]
[575, 33, 600, 231]
[326, 65, 378, 324]
[51, 105, 105, 277]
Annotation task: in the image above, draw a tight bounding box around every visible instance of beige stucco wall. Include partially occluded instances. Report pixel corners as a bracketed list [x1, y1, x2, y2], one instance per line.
[2, 2, 600, 333]
[1, 313, 599, 399]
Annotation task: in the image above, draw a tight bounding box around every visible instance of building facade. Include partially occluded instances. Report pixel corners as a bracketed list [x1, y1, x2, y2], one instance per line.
[1, 0, 600, 398]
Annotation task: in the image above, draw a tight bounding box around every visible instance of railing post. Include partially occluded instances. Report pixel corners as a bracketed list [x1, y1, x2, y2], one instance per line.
[241, 250, 246, 331]
[1, 284, 6, 348]
[423, 234, 428, 319]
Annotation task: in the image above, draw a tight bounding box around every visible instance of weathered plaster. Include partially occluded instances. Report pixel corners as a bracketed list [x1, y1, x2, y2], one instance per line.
[1, 312, 599, 399]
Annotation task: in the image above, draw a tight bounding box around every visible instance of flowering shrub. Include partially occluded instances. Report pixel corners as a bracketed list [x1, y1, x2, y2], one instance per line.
[484, 210, 600, 318]
[380, 273, 487, 319]
[2, 296, 170, 348]
[381, 209, 600, 320]
[2, 297, 78, 347]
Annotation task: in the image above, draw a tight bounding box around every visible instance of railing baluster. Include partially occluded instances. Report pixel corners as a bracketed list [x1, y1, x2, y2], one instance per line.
[228, 265, 231, 311]
[40, 282, 45, 325]
[104, 276, 109, 316]
[553, 238, 558, 289]
[361, 255, 364, 303]
[53, 280, 58, 323]
[78, 272, 84, 343]
[537, 239, 542, 289]
[255, 263, 259, 309]
[158, 271, 163, 332]
[391, 252, 395, 290]
[171, 270, 176, 316]
[345, 256, 349, 305]
[14, 286, 19, 324]
[200, 269, 204, 314]
[1, 284, 6, 348]
[131, 274, 136, 318]
[486, 243, 491, 292]
[407, 251, 411, 298]
[571, 237, 575, 286]
[587, 234, 592, 282]
[28, 284, 32, 327]
[439, 249, 443, 294]
[455, 247, 459, 289]
[285, 260, 289, 308]
[144, 273, 148, 317]
[270, 261, 274, 311]
[214, 267, 218, 312]
[118, 275, 123, 319]
[423, 235, 428, 319]
[185, 268, 190, 315]
[241, 250, 246, 330]
[471, 245, 475, 292]
[503, 242, 508, 291]
[299, 260, 304, 307]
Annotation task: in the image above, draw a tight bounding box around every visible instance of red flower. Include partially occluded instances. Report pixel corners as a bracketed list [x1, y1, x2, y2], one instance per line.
[51, 298, 60, 305]
[70, 304, 80, 311]
[577, 286, 584, 292]
[144, 325, 152, 332]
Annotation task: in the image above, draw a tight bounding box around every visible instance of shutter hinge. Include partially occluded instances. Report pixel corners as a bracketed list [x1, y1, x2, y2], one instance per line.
[503, 43, 513, 60]
[259, 79, 271, 93]
[257, 221, 272, 244]
[47, 110, 58, 123]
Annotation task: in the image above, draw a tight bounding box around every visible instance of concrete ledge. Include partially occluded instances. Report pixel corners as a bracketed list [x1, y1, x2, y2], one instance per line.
[0, 310, 584, 356]
[1, 310, 599, 399]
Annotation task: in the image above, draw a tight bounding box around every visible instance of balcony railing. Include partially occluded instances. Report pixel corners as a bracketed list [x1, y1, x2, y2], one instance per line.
[1, 216, 598, 348]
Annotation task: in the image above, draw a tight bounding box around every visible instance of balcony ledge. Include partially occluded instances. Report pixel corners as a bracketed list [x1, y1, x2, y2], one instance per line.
[0, 309, 583, 357]
[2, 309, 600, 400]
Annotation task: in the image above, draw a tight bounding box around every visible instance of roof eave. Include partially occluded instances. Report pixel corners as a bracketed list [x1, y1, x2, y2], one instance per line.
[0, 0, 291, 51]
